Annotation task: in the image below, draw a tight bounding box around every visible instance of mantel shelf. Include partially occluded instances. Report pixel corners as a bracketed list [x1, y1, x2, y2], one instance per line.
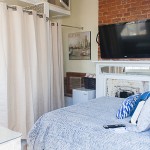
[49, 3, 70, 18]
[34, 1, 70, 18]
[19, 0, 70, 18]
[93, 60, 150, 67]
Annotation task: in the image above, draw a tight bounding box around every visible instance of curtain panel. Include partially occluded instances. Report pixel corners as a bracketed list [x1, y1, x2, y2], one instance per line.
[0, 3, 64, 138]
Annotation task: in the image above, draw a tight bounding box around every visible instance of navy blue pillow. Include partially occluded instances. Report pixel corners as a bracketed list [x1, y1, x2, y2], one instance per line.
[116, 93, 141, 119]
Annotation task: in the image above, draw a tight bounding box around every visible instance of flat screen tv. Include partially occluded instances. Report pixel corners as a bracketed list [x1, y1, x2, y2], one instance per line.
[99, 20, 150, 58]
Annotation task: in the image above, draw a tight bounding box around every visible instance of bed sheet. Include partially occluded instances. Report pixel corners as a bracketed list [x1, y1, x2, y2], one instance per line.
[28, 96, 150, 150]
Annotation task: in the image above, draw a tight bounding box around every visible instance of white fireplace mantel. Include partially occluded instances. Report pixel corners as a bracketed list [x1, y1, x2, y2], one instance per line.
[94, 60, 150, 98]
[93, 60, 150, 67]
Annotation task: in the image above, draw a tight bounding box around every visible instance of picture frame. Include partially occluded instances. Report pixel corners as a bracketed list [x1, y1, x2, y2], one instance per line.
[68, 31, 91, 60]
[60, 0, 70, 10]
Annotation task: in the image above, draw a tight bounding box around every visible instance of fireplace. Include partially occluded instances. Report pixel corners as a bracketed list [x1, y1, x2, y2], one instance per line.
[95, 61, 150, 98]
[115, 86, 137, 98]
[106, 79, 149, 98]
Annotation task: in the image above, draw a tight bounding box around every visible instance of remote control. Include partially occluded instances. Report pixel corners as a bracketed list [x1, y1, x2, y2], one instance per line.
[103, 124, 126, 129]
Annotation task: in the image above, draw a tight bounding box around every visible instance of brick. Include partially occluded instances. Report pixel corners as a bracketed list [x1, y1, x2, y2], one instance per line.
[100, 8, 108, 13]
[137, 14, 148, 20]
[121, 0, 127, 5]
[112, 18, 122, 23]
[99, 12, 103, 17]
[124, 12, 130, 16]
[102, 19, 113, 24]
[109, 0, 116, 4]
[98, 0, 150, 37]
[117, 14, 123, 17]
[142, 1, 150, 5]
[99, 20, 103, 25]
[140, 5, 150, 10]
[147, 14, 150, 18]
[100, 1, 106, 5]
[117, 5, 124, 9]
[115, 1, 122, 6]
[99, 3, 105, 8]
[103, 12, 109, 16]
[130, 10, 141, 15]
[121, 17, 128, 22]
[100, 15, 107, 20]
[127, 15, 138, 21]
[127, 7, 137, 12]
[111, 10, 121, 15]
[109, 6, 117, 11]
[106, 14, 118, 19]
[120, 8, 127, 13]
[124, 4, 131, 8]
[142, 9, 150, 14]
[130, 2, 141, 7]
[127, 0, 135, 2]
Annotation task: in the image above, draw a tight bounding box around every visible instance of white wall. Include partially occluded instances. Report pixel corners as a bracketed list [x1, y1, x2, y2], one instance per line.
[4, 0, 98, 74]
[62, 0, 98, 74]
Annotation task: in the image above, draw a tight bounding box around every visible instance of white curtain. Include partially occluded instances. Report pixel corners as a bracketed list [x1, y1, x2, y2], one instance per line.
[50, 22, 64, 110]
[0, 3, 8, 127]
[0, 3, 64, 138]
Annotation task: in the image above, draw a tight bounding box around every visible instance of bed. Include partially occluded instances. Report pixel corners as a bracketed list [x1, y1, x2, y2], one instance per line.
[27, 96, 150, 150]
[28, 62, 150, 150]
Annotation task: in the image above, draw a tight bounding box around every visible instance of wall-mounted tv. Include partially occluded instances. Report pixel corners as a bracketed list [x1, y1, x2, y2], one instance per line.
[99, 19, 150, 58]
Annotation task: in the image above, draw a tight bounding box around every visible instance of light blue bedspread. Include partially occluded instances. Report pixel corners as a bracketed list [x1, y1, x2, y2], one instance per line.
[28, 97, 150, 150]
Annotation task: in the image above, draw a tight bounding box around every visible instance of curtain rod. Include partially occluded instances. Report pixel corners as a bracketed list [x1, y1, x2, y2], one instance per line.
[51, 23, 83, 30]
[7, 6, 83, 29]
[7, 5, 17, 10]
[7, 5, 49, 20]
[7, 5, 40, 15]
[62, 25, 83, 30]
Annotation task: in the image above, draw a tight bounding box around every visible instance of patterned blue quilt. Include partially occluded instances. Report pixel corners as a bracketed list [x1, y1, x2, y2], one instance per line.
[28, 97, 150, 150]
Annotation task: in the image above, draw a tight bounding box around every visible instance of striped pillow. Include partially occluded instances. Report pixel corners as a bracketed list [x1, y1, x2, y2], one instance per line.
[116, 94, 141, 119]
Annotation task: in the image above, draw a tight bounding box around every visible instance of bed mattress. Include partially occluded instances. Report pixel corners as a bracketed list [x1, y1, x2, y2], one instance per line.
[28, 96, 150, 150]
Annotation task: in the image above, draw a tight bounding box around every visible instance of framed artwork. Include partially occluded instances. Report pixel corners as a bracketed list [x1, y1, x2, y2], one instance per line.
[68, 31, 91, 60]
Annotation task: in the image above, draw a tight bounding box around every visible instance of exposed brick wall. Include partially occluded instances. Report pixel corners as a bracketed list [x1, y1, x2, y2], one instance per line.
[98, 0, 150, 59]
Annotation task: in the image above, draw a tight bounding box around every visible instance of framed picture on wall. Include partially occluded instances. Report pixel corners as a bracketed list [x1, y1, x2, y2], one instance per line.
[60, 0, 70, 10]
[68, 31, 91, 60]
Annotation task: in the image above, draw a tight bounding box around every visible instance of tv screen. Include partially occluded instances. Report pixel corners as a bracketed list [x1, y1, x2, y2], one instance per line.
[99, 20, 150, 58]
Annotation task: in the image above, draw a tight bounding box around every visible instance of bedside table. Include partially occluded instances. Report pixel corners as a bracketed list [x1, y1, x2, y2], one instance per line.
[0, 126, 22, 150]
[73, 87, 96, 104]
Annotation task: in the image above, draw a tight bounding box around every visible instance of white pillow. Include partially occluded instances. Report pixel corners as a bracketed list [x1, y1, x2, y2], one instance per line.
[131, 101, 145, 125]
[136, 97, 150, 132]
